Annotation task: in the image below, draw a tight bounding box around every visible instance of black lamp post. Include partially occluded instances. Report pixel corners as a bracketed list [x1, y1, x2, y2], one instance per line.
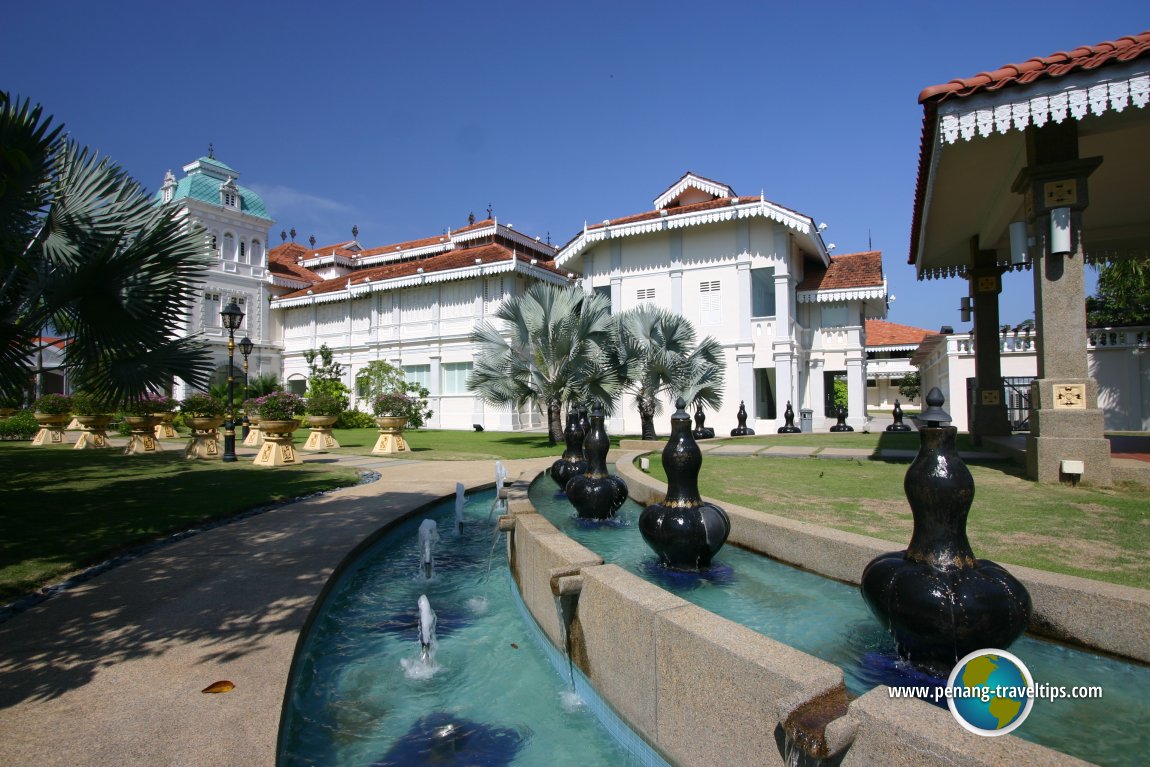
[219, 300, 245, 462]
[238, 336, 254, 439]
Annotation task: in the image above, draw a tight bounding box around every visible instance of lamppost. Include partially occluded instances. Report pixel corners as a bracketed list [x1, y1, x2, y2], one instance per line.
[219, 300, 245, 462]
[239, 336, 254, 439]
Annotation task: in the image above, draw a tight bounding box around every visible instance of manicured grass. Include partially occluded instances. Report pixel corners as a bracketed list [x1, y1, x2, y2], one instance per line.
[321, 427, 628, 460]
[0, 443, 360, 601]
[647, 446, 1150, 590]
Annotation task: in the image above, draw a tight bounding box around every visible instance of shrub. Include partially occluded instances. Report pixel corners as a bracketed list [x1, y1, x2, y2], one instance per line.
[306, 390, 347, 417]
[255, 391, 305, 421]
[122, 392, 175, 416]
[335, 409, 377, 429]
[33, 393, 72, 415]
[371, 390, 433, 429]
[70, 391, 113, 415]
[180, 393, 226, 418]
[0, 410, 38, 440]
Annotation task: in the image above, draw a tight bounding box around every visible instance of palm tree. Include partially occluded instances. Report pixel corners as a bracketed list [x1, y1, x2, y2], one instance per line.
[611, 304, 725, 439]
[0, 94, 213, 404]
[468, 283, 618, 444]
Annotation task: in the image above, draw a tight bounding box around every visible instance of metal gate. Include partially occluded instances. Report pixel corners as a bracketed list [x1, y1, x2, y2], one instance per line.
[1003, 376, 1033, 431]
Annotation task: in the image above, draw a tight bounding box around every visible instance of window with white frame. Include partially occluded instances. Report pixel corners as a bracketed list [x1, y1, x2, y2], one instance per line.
[239, 240, 247, 263]
[699, 280, 721, 325]
[251, 240, 262, 266]
[751, 267, 776, 317]
[223, 233, 235, 261]
[402, 364, 432, 392]
[441, 362, 473, 394]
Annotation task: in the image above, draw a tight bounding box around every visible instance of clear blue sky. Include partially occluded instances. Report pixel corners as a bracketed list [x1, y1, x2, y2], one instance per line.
[4, 1, 1145, 333]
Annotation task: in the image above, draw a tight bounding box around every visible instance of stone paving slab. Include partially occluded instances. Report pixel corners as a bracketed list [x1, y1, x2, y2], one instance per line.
[762, 445, 819, 458]
[706, 444, 762, 456]
[877, 449, 918, 460]
[816, 447, 876, 460]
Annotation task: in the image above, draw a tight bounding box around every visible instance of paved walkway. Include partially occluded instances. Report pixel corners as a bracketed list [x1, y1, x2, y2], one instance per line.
[0, 444, 551, 767]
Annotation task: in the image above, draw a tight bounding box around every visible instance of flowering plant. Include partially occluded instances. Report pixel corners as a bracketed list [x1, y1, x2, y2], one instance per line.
[33, 393, 73, 415]
[70, 391, 112, 415]
[306, 391, 347, 417]
[371, 389, 433, 429]
[180, 393, 226, 418]
[123, 392, 175, 416]
[255, 391, 305, 421]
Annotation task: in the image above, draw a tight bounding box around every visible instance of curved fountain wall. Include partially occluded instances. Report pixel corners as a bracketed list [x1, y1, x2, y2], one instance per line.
[499, 449, 1150, 767]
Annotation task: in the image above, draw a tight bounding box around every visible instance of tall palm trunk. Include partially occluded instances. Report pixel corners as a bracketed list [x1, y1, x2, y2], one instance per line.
[547, 399, 564, 445]
[639, 396, 658, 440]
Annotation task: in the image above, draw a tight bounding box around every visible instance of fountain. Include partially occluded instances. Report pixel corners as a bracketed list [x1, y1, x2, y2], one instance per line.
[565, 403, 628, 519]
[828, 405, 853, 432]
[454, 482, 465, 536]
[691, 403, 715, 440]
[418, 519, 439, 579]
[777, 401, 801, 433]
[638, 398, 730, 569]
[550, 403, 588, 489]
[729, 400, 755, 436]
[861, 388, 1032, 666]
[886, 400, 912, 432]
[417, 594, 437, 662]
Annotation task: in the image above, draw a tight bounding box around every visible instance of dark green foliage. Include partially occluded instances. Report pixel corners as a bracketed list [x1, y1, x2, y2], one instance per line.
[0, 410, 37, 440]
[335, 409, 377, 429]
[1086, 259, 1150, 327]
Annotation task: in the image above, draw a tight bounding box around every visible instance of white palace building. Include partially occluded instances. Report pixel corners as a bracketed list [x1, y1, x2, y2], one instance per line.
[163, 161, 890, 434]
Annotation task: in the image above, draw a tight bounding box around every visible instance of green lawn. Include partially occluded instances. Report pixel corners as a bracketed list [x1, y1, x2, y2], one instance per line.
[319, 427, 625, 460]
[0, 443, 359, 600]
[647, 445, 1150, 590]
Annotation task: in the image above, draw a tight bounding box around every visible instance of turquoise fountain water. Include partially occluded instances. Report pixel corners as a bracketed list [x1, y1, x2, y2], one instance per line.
[278, 489, 652, 767]
[529, 476, 1150, 767]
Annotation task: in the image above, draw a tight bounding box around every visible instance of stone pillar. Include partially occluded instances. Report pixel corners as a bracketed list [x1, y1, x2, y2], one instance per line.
[1013, 121, 1111, 485]
[967, 242, 1011, 443]
[846, 348, 866, 429]
[737, 354, 754, 422]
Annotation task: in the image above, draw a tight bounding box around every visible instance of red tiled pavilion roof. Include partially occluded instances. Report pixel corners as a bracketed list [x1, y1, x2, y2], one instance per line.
[910, 30, 1150, 266]
[865, 319, 931, 347]
[919, 31, 1150, 104]
[798, 251, 883, 292]
[267, 243, 326, 283]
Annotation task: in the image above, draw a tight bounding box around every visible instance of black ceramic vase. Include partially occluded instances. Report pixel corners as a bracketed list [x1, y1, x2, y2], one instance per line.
[861, 391, 1031, 666]
[565, 404, 628, 519]
[886, 400, 911, 432]
[730, 400, 755, 436]
[777, 400, 801, 433]
[551, 404, 588, 489]
[829, 406, 854, 432]
[692, 404, 715, 440]
[639, 398, 731, 569]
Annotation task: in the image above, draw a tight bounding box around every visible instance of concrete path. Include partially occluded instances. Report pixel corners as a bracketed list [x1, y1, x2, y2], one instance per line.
[0, 447, 551, 767]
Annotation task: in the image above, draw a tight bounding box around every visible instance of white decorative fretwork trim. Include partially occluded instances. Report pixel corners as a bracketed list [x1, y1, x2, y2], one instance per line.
[653, 173, 734, 210]
[796, 281, 887, 304]
[937, 67, 1149, 144]
[555, 199, 817, 268]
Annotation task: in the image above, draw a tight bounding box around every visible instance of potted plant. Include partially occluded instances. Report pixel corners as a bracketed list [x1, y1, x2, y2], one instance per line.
[69, 391, 114, 450]
[143, 392, 178, 438]
[180, 393, 226, 430]
[180, 393, 227, 460]
[256, 391, 305, 434]
[302, 390, 347, 451]
[31, 393, 73, 445]
[0, 390, 21, 419]
[369, 388, 432, 455]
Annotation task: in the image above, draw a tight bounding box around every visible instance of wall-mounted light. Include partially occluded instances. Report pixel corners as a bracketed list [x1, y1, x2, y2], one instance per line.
[1050, 207, 1072, 255]
[1009, 221, 1030, 265]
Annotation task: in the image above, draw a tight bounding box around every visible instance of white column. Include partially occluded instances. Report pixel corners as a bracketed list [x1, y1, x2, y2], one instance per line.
[810, 358, 825, 429]
[772, 271, 794, 421]
[429, 355, 442, 429]
[670, 232, 683, 315]
[736, 257, 751, 342]
[846, 324, 866, 428]
[738, 354, 755, 426]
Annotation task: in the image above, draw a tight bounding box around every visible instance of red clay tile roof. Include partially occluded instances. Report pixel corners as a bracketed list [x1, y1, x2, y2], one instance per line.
[919, 31, 1150, 104]
[798, 251, 884, 292]
[267, 243, 326, 284]
[278, 243, 564, 299]
[865, 319, 931, 347]
[910, 30, 1150, 266]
